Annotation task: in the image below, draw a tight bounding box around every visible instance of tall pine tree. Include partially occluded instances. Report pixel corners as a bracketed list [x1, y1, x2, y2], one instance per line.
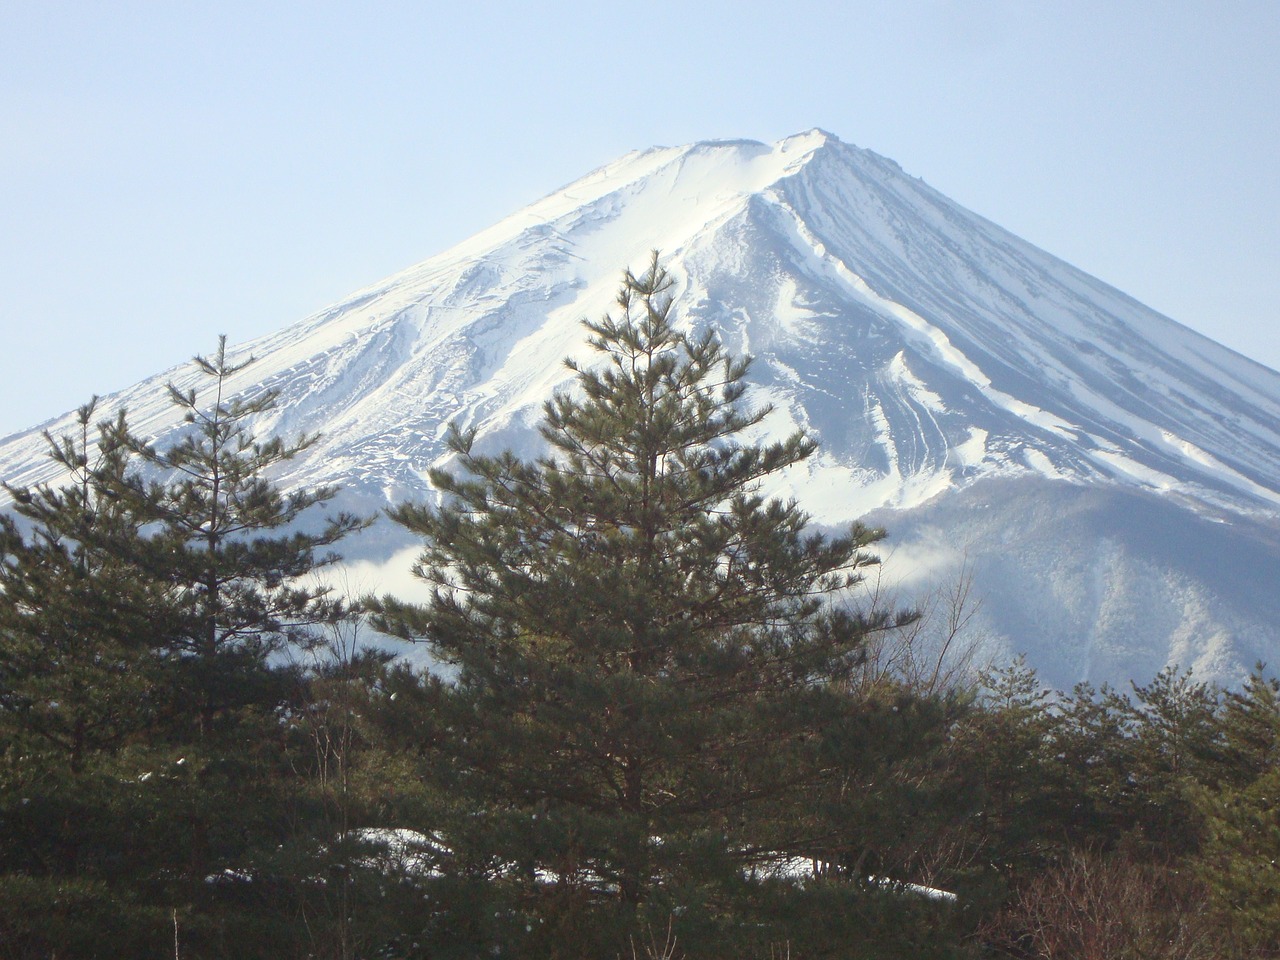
[0, 399, 176, 953]
[104, 336, 370, 950]
[0, 339, 372, 956]
[373, 255, 915, 957]
[0, 399, 166, 770]
[111, 336, 367, 734]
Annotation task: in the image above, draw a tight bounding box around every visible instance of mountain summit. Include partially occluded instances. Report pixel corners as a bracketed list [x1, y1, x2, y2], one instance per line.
[4, 131, 1279, 687]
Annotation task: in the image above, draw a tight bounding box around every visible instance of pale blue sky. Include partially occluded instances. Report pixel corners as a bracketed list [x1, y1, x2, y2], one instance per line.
[3, 2, 1278, 438]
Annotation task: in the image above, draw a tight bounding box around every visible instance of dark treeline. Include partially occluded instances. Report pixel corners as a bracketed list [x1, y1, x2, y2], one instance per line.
[1, 260, 1278, 959]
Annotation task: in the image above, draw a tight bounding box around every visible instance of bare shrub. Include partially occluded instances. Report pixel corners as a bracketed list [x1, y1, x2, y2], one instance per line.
[623, 917, 681, 960]
[983, 848, 1218, 959]
[853, 556, 985, 697]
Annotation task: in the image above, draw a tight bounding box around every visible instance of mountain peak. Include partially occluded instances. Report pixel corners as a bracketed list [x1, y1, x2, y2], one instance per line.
[779, 126, 841, 148]
[7, 128, 1279, 518]
[4, 133, 1280, 687]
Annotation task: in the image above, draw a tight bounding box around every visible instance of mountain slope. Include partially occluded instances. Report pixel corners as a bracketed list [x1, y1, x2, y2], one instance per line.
[870, 476, 1280, 685]
[4, 130, 1278, 688]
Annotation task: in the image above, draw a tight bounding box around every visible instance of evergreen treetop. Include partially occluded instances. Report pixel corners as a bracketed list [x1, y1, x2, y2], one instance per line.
[113, 336, 368, 664]
[373, 254, 915, 951]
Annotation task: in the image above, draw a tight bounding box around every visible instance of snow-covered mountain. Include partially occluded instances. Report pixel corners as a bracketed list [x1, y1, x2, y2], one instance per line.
[4, 129, 1279, 689]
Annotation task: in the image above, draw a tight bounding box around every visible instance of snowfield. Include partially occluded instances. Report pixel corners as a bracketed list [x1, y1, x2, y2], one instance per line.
[4, 129, 1280, 690]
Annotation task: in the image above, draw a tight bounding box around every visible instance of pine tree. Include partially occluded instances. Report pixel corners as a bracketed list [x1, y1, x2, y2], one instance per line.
[103, 337, 371, 949]
[0, 398, 165, 769]
[1195, 666, 1280, 954]
[0, 339, 372, 956]
[918, 653, 1077, 919]
[1043, 681, 1138, 852]
[373, 255, 914, 956]
[1122, 668, 1224, 857]
[0, 399, 176, 951]
[1217, 665, 1280, 783]
[119, 343, 363, 670]
[1194, 767, 1280, 955]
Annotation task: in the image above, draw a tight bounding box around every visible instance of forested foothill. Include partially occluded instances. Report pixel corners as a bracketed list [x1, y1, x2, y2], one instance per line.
[1, 259, 1278, 959]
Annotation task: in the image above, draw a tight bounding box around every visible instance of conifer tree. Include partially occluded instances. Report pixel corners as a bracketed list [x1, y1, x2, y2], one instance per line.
[1217, 665, 1280, 783]
[1197, 771, 1280, 954]
[1195, 666, 1280, 954]
[0, 398, 165, 769]
[112, 336, 368, 734]
[1122, 668, 1224, 856]
[0, 399, 175, 950]
[373, 255, 913, 955]
[953, 658, 1065, 885]
[1042, 681, 1137, 851]
[101, 337, 371, 947]
[0, 339, 371, 956]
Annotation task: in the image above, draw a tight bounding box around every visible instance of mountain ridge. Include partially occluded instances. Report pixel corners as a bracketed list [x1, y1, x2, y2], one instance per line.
[3, 130, 1278, 687]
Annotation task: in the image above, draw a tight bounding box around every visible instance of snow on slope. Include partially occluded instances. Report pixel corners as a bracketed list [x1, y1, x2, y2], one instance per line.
[4, 129, 1278, 526]
[3, 130, 1280, 687]
[869, 475, 1280, 689]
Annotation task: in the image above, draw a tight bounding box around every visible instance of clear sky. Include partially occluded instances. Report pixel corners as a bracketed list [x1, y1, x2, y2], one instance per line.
[3, 1, 1278, 439]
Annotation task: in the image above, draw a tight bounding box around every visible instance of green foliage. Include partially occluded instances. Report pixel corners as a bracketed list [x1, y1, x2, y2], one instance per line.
[807, 679, 979, 898]
[0, 339, 371, 957]
[112, 338, 366, 726]
[372, 254, 920, 955]
[1195, 666, 1280, 955]
[965, 656, 1062, 874]
[0, 399, 169, 769]
[1123, 668, 1225, 854]
[0, 873, 168, 959]
[1218, 666, 1280, 782]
